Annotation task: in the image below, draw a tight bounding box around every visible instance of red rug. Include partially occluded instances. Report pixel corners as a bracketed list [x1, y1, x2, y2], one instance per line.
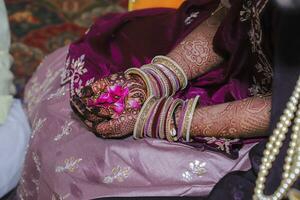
[5, 0, 128, 98]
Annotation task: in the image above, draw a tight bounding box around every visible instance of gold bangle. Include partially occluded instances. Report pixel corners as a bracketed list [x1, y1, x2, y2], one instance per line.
[133, 96, 157, 139]
[125, 68, 153, 97]
[141, 64, 170, 97]
[182, 96, 200, 142]
[152, 56, 188, 89]
[165, 98, 183, 142]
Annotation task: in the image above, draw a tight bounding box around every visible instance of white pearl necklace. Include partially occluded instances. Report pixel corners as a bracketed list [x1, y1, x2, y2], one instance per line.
[253, 75, 300, 200]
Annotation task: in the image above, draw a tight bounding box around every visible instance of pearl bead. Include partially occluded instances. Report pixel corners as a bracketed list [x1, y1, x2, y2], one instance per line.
[273, 129, 281, 135]
[285, 156, 292, 163]
[280, 126, 288, 133]
[295, 118, 300, 124]
[275, 141, 282, 147]
[278, 133, 285, 140]
[287, 148, 295, 156]
[290, 96, 298, 104]
[283, 171, 289, 179]
[287, 102, 296, 111]
[277, 123, 284, 129]
[293, 92, 300, 99]
[292, 125, 300, 132]
[272, 148, 279, 155]
[266, 143, 273, 150]
[283, 120, 291, 127]
[283, 164, 291, 171]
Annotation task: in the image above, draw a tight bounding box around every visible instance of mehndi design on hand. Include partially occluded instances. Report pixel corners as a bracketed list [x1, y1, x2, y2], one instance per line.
[70, 72, 147, 138]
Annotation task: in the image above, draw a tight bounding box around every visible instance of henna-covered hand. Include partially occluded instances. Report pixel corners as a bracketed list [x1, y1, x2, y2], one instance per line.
[70, 72, 147, 138]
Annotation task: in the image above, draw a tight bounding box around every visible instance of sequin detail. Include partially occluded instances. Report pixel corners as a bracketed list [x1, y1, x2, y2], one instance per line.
[55, 157, 82, 173]
[182, 160, 206, 182]
[103, 166, 130, 184]
[54, 120, 74, 141]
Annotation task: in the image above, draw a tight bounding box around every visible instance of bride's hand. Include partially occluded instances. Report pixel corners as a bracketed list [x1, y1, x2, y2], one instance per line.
[70, 72, 147, 138]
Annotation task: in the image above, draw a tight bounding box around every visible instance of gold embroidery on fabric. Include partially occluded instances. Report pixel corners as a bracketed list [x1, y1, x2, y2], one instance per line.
[103, 166, 130, 184]
[31, 115, 47, 139]
[32, 152, 41, 172]
[60, 54, 88, 96]
[31, 178, 39, 194]
[55, 157, 82, 173]
[54, 120, 74, 141]
[182, 160, 206, 182]
[184, 11, 200, 25]
[51, 193, 71, 200]
[205, 137, 240, 154]
[47, 85, 68, 100]
[240, 0, 272, 96]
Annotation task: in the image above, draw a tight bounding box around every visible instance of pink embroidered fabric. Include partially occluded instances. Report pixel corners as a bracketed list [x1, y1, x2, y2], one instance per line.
[19, 46, 256, 199]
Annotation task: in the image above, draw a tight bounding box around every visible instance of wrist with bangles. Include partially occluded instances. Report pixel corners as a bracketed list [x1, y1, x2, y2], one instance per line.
[133, 95, 200, 143]
[125, 55, 199, 142]
[125, 55, 188, 98]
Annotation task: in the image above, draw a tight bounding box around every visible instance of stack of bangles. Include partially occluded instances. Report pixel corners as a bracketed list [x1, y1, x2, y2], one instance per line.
[125, 55, 188, 98]
[133, 95, 200, 142]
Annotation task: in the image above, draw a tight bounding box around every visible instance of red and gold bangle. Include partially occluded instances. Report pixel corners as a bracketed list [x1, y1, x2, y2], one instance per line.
[152, 56, 188, 90]
[133, 96, 157, 139]
[125, 68, 153, 98]
[165, 98, 184, 142]
[182, 96, 200, 142]
[157, 97, 174, 139]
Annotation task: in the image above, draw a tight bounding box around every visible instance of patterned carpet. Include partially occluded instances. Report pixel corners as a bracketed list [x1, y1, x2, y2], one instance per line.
[5, 0, 127, 98]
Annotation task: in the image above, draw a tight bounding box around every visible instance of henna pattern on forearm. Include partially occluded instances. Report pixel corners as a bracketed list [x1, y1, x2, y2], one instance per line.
[168, 14, 224, 80]
[189, 96, 271, 138]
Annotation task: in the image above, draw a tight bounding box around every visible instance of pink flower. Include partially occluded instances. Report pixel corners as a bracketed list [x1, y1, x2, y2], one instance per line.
[87, 84, 132, 115]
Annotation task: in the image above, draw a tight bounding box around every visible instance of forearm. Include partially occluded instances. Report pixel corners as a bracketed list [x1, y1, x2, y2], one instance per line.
[189, 96, 271, 138]
[167, 10, 224, 80]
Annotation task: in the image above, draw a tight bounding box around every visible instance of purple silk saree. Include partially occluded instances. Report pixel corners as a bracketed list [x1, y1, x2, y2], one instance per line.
[19, 0, 273, 199]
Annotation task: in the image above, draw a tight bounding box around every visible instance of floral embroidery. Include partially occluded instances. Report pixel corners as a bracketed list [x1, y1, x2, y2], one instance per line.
[182, 160, 206, 182]
[54, 120, 74, 141]
[184, 11, 200, 25]
[182, 171, 193, 182]
[205, 137, 240, 154]
[240, 0, 272, 96]
[55, 157, 82, 173]
[31, 115, 47, 139]
[103, 166, 130, 184]
[31, 178, 39, 194]
[60, 54, 88, 96]
[47, 86, 68, 100]
[32, 152, 41, 172]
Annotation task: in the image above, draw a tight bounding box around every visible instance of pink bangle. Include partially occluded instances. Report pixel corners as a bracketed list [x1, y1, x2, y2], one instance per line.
[141, 65, 170, 97]
[141, 67, 164, 97]
[154, 63, 180, 95]
[157, 97, 173, 139]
